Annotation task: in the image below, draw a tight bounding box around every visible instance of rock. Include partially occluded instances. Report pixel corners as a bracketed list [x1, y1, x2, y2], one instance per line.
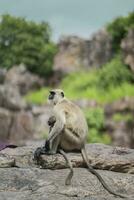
[104, 97, 134, 116]
[0, 168, 133, 200]
[54, 29, 113, 73]
[0, 108, 35, 144]
[0, 143, 134, 200]
[1, 143, 134, 173]
[5, 64, 44, 95]
[0, 84, 27, 110]
[9, 111, 34, 144]
[104, 97, 134, 148]
[0, 154, 15, 168]
[74, 99, 99, 109]
[105, 120, 134, 148]
[121, 28, 134, 73]
[54, 36, 87, 73]
[87, 28, 113, 68]
[32, 105, 52, 139]
[0, 108, 12, 140]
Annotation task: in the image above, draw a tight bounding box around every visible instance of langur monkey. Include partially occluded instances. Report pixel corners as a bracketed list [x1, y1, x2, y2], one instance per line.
[34, 89, 126, 198]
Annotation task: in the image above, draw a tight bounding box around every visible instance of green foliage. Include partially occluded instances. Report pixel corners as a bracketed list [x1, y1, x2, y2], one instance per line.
[25, 82, 134, 105]
[98, 56, 134, 89]
[25, 56, 134, 104]
[112, 113, 133, 123]
[84, 107, 111, 144]
[25, 87, 49, 105]
[0, 14, 57, 77]
[107, 12, 134, 51]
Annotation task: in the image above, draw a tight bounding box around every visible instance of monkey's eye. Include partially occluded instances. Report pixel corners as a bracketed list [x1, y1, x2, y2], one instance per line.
[49, 91, 55, 100]
[61, 92, 64, 98]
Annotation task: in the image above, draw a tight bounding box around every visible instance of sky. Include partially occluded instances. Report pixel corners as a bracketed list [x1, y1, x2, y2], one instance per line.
[0, 0, 133, 41]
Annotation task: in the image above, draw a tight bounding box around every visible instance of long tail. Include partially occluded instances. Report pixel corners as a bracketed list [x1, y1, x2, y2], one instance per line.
[81, 147, 126, 198]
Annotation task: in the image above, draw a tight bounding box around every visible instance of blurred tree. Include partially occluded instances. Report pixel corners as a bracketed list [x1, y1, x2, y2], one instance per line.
[107, 12, 134, 52]
[0, 14, 57, 77]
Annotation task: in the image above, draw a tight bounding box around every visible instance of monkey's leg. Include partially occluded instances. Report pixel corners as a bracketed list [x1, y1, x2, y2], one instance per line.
[81, 147, 126, 198]
[47, 135, 61, 154]
[59, 149, 74, 185]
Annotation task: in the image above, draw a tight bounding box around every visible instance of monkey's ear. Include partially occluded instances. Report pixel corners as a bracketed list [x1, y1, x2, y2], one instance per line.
[61, 92, 64, 98]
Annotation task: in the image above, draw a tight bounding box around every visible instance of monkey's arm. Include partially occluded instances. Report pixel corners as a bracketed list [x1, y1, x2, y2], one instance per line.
[47, 110, 65, 142]
[34, 110, 65, 159]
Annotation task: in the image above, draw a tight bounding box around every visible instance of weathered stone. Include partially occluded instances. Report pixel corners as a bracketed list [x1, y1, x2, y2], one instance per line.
[54, 36, 87, 73]
[0, 167, 133, 200]
[87, 28, 113, 68]
[0, 108, 12, 140]
[5, 64, 44, 95]
[105, 120, 134, 148]
[0, 154, 15, 168]
[9, 111, 34, 144]
[104, 97, 134, 115]
[0, 144, 134, 199]
[104, 97, 134, 148]
[32, 105, 52, 139]
[54, 29, 113, 74]
[0, 84, 26, 110]
[1, 144, 134, 173]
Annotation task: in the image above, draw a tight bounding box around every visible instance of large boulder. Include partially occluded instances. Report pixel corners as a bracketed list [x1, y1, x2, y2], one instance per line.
[9, 111, 34, 144]
[0, 109, 34, 144]
[104, 97, 134, 148]
[54, 36, 87, 73]
[31, 105, 52, 139]
[5, 64, 44, 95]
[87, 28, 113, 68]
[0, 144, 134, 200]
[0, 84, 27, 111]
[54, 29, 113, 73]
[0, 108, 12, 141]
[121, 28, 134, 73]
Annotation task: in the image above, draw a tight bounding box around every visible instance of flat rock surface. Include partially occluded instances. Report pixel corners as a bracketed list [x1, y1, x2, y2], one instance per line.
[0, 143, 134, 200]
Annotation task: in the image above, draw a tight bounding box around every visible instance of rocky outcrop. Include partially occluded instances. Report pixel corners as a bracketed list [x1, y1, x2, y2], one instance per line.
[5, 64, 44, 95]
[104, 97, 134, 148]
[54, 36, 87, 73]
[0, 81, 35, 143]
[105, 97, 134, 115]
[121, 28, 134, 73]
[0, 84, 27, 110]
[87, 28, 113, 68]
[54, 29, 113, 73]
[0, 144, 134, 200]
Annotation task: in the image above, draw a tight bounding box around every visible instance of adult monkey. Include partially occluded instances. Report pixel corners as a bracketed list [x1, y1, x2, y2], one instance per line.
[34, 89, 125, 198]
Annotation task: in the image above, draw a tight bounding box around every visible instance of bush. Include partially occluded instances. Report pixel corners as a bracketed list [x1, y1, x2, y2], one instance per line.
[107, 12, 134, 51]
[0, 14, 57, 77]
[84, 107, 111, 144]
[97, 56, 134, 89]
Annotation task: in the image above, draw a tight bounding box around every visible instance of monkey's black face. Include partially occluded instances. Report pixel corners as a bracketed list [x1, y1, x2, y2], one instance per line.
[48, 89, 65, 105]
[48, 91, 55, 100]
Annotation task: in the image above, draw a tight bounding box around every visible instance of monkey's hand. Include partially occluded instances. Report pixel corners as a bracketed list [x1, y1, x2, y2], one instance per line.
[48, 116, 56, 127]
[33, 140, 51, 161]
[33, 146, 46, 161]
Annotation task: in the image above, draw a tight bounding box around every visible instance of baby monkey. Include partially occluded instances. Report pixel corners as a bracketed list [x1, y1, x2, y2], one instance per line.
[34, 89, 126, 198]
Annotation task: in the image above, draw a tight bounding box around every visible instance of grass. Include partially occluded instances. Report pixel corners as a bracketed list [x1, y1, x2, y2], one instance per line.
[25, 81, 134, 105]
[112, 113, 133, 122]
